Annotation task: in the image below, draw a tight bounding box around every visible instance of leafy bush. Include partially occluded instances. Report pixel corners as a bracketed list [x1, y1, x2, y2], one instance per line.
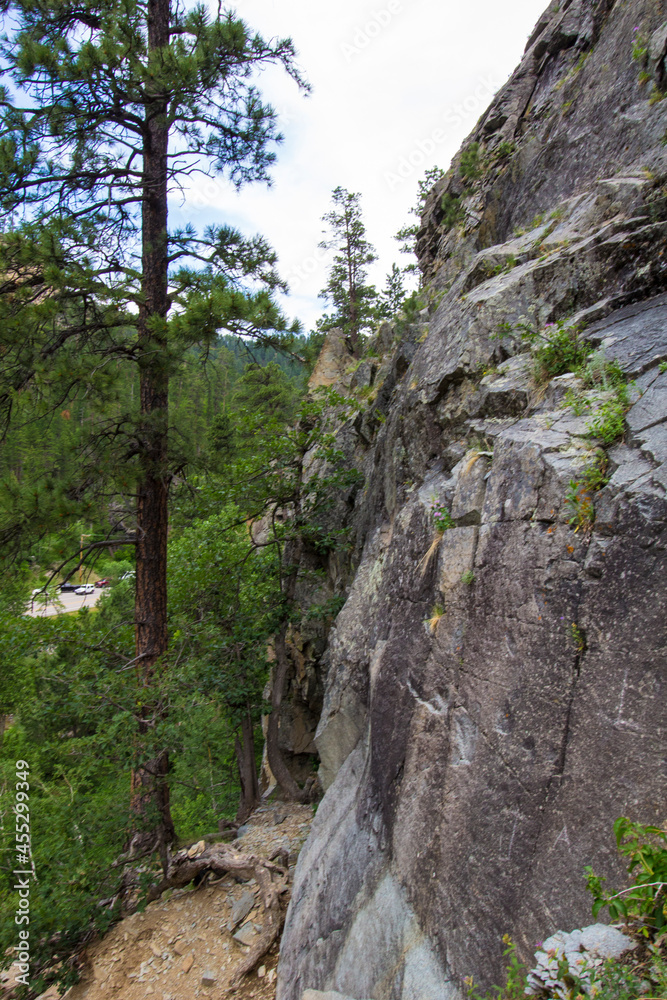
[532, 321, 589, 381]
[460, 142, 483, 182]
[494, 141, 515, 161]
[440, 192, 464, 230]
[495, 318, 590, 383]
[585, 817, 667, 933]
[466, 933, 665, 1000]
[565, 452, 609, 532]
[586, 383, 631, 445]
[589, 959, 652, 1000]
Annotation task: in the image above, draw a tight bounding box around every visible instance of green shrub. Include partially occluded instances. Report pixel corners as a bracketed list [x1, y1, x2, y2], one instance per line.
[585, 816, 667, 933]
[586, 381, 631, 445]
[533, 322, 589, 381]
[495, 318, 590, 383]
[440, 192, 464, 230]
[581, 352, 625, 391]
[565, 452, 609, 532]
[460, 142, 482, 182]
[494, 141, 515, 161]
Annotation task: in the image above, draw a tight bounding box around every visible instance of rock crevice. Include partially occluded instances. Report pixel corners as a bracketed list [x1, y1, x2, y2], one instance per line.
[278, 2, 667, 997]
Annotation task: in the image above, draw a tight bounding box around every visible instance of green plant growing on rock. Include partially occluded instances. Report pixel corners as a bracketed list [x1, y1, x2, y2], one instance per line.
[495, 318, 590, 383]
[565, 452, 608, 532]
[431, 501, 455, 532]
[533, 321, 589, 380]
[565, 354, 633, 444]
[584, 816, 667, 935]
[494, 141, 515, 161]
[564, 388, 588, 416]
[491, 254, 518, 277]
[570, 622, 586, 653]
[425, 604, 445, 634]
[420, 500, 455, 575]
[588, 958, 655, 1000]
[461, 570, 475, 586]
[586, 382, 632, 445]
[465, 936, 528, 1000]
[460, 142, 483, 182]
[632, 30, 649, 65]
[440, 192, 465, 230]
[581, 352, 626, 391]
[401, 291, 425, 322]
[566, 478, 595, 531]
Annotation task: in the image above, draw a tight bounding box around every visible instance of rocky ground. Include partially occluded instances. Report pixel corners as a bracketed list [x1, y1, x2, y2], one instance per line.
[24, 802, 313, 1000]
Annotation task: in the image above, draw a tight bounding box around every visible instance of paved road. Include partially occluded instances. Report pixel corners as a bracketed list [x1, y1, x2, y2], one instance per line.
[26, 588, 104, 617]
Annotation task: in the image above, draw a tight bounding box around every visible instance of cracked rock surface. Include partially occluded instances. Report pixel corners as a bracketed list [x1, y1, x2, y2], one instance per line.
[278, 1, 667, 998]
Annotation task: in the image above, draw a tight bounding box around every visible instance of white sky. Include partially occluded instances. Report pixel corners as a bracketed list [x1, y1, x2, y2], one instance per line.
[173, 0, 549, 333]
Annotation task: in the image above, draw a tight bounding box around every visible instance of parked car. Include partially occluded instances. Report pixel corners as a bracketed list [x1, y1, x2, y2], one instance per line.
[95, 579, 110, 588]
[75, 583, 95, 595]
[59, 582, 78, 593]
[120, 571, 135, 581]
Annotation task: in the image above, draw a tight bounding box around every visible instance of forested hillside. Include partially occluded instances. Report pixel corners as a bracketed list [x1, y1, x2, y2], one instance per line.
[1, 0, 667, 999]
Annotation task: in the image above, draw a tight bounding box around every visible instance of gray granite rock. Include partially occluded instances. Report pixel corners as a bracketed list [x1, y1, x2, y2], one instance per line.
[585, 294, 667, 377]
[627, 372, 667, 433]
[233, 921, 259, 947]
[527, 924, 635, 996]
[278, 2, 667, 998]
[228, 890, 255, 931]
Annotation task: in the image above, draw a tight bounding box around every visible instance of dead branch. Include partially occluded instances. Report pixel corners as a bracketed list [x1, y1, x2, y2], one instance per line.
[141, 842, 289, 985]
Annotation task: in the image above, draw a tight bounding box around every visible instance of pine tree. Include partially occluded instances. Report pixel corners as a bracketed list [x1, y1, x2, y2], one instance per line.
[378, 262, 406, 318]
[318, 186, 377, 354]
[395, 165, 446, 276]
[0, 0, 306, 852]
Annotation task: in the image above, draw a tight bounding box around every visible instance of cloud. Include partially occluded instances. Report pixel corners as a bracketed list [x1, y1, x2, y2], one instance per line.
[170, 0, 548, 332]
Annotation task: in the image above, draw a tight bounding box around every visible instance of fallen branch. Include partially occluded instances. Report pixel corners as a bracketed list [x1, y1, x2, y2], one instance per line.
[143, 842, 290, 986]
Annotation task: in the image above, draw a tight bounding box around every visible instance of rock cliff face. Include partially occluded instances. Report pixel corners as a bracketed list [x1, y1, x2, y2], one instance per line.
[278, 2, 667, 998]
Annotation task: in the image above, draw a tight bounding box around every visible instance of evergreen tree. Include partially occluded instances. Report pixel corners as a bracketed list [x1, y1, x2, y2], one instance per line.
[234, 361, 297, 427]
[0, 0, 306, 851]
[318, 186, 377, 354]
[395, 165, 446, 276]
[378, 262, 406, 319]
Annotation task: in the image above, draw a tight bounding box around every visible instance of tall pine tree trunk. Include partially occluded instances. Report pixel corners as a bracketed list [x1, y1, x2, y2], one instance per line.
[128, 0, 175, 859]
[235, 707, 261, 824]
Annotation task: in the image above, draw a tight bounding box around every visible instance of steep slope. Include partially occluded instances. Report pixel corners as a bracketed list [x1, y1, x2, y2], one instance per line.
[278, 2, 667, 998]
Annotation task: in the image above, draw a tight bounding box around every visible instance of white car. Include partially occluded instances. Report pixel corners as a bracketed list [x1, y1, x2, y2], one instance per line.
[75, 583, 95, 595]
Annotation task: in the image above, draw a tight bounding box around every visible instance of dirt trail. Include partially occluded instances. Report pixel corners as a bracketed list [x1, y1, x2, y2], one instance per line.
[38, 802, 313, 1000]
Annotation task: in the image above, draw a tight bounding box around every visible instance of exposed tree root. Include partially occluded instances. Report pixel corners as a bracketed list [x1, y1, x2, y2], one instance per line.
[143, 842, 290, 986]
